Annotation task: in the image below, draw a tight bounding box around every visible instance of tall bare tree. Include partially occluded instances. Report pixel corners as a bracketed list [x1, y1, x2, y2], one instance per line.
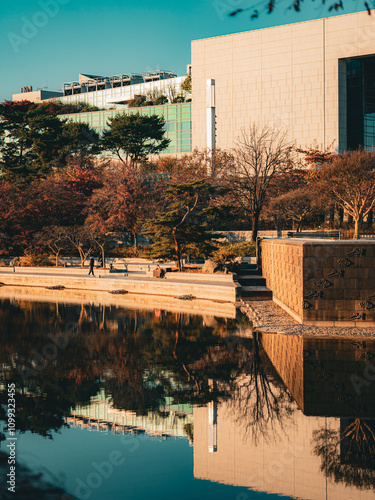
[227, 124, 295, 241]
[62, 226, 93, 267]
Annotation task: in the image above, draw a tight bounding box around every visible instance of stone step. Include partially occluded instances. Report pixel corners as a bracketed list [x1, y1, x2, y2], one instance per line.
[235, 269, 261, 276]
[235, 263, 258, 270]
[240, 285, 273, 300]
[238, 276, 266, 286]
[241, 295, 272, 301]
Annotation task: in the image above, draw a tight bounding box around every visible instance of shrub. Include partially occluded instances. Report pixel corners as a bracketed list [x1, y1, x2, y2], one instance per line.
[212, 241, 256, 264]
[44, 101, 101, 115]
[360, 225, 375, 235]
[18, 254, 54, 267]
[128, 96, 146, 108]
[154, 95, 168, 105]
[172, 95, 185, 103]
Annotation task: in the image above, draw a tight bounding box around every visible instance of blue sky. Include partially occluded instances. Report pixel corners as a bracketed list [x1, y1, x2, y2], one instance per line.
[0, 0, 368, 102]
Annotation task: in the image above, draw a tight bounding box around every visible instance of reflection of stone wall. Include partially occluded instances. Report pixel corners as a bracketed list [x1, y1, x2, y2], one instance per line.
[261, 333, 304, 411]
[262, 333, 375, 417]
[303, 337, 375, 417]
[260, 239, 375, 326]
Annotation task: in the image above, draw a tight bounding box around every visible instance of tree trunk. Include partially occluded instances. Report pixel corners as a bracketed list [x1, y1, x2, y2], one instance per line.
[177, 252, 182, 271]
[251, 213, 260, 242]
[329, 204, 335, 226]
[78, 248, 85, 267]
[173, 228, 182, 271]
[100, 245, 106, 269]
[354, 217, 360, 239]
[338, 207, 344, 228]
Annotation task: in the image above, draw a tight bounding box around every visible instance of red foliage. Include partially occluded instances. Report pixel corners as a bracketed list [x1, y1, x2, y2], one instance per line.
[65, 165, 103, 197]
[86, 166, 156, 237]
[268, 166, 309, 199]
[0, 100, 34, 123]
[297, 142, 335, 169]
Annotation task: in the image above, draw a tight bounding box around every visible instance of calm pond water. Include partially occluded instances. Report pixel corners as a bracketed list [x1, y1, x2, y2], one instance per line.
[1, 298, 375, 500]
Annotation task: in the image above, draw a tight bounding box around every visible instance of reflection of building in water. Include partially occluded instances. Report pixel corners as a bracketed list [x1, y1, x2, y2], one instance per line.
[67, 392, 193, 441]
[194, 334, 375, 499]
[261, 333, 375, 417]
[193, 404, 375, 500]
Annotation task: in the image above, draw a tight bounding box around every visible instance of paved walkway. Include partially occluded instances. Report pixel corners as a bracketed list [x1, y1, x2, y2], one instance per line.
[240, 299, 375, 337]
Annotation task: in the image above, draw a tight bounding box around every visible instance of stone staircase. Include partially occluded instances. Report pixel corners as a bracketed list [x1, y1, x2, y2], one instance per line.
[235, 263, 272, 301]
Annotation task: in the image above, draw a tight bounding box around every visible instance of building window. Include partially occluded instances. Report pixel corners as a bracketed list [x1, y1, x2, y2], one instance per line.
[347, 56, 375, 150]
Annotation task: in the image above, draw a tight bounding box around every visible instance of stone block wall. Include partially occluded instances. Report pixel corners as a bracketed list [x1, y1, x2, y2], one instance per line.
[260, 239, 375, 326]
[260, 239, 304, 321]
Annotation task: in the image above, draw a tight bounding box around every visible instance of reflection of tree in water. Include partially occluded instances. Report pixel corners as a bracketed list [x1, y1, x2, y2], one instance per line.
[226, 331, 294, 443]
[0, 379, 98, 439]
[0, 301, 158, 436]
[0, 301, 294, 446]
[312, 418, 375, 489]
[141, 311, 246, 405]
[0, 300, 251, 439]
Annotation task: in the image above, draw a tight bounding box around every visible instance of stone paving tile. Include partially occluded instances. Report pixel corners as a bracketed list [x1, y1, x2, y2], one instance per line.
[239, 299, 375, 337]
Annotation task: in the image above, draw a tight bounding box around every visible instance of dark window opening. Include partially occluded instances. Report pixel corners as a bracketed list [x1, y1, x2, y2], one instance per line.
[347, 56, 375, 150]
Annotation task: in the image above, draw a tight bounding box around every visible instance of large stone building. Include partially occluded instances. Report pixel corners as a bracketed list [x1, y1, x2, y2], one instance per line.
[192, 10, 375, 152]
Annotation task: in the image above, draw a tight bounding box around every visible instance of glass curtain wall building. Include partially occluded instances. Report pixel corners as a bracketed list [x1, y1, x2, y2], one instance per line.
[61, 103, 192, 155]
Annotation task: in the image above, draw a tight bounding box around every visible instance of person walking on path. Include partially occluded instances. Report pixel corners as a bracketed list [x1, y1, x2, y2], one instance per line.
[88, 256, 95, 276]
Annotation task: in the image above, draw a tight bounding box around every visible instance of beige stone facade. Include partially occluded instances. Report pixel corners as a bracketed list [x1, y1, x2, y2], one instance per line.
[191, 11, 375, 152]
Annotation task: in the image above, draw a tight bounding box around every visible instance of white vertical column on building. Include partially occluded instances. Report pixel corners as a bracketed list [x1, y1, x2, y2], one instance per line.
[206, 79, 216, 175]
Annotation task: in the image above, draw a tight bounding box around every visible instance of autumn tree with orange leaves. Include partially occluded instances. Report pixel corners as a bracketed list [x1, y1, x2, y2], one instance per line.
[316, 149, 375, 238]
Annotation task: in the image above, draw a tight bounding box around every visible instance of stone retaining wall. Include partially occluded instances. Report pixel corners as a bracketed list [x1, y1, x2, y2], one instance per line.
[260, 239, 304, 321]
[260, 239, 375, 327]
[0, 272, 239, 303]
